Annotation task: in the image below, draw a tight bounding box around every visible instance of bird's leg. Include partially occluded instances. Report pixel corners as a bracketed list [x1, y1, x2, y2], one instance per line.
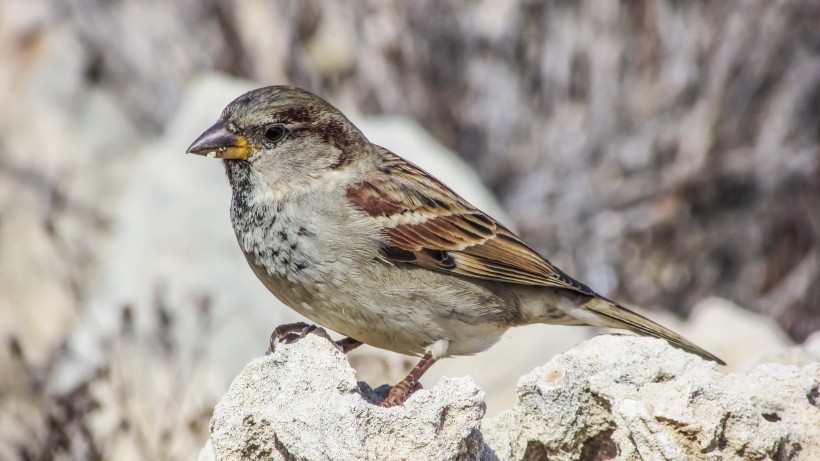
[379, 353, 437, 407]
[335, 337, 363, 354]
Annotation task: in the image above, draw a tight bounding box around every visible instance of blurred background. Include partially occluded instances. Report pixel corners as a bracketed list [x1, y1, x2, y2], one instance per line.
[1, 0, 819, 459]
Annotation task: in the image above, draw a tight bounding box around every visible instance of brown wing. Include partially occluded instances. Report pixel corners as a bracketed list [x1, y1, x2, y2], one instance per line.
[346, 148, 593, 295]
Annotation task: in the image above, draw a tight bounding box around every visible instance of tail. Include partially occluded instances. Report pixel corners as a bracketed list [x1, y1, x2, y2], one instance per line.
[581, 296, 725, 365]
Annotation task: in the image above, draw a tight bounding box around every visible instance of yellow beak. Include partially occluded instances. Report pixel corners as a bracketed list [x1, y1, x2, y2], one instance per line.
[186, 120, 251, 160]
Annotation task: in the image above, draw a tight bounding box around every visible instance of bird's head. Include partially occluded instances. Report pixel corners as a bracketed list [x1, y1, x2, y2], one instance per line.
[187, 86, 370, 191]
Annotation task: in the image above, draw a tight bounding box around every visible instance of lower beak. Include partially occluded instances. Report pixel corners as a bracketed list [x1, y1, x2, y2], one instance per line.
[186, 120, 251, 160]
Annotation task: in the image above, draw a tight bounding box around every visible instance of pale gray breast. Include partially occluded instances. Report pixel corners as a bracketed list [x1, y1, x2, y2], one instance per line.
[232, 189, 382, 291]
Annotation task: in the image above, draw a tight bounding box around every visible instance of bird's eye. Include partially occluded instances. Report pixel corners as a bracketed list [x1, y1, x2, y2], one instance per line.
[264, 125, 287, 143]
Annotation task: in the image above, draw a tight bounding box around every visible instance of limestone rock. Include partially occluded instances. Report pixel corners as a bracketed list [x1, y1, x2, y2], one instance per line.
[200, 333, 486, 461]
[482, 335, 820, 461]
[201, 332, 820, 460]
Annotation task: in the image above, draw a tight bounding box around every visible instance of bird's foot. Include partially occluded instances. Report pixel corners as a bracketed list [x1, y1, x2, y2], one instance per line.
[267, 322, 331, 354]
[378, 352, 437, 408]
[335, 337, 363, 354]
[378, 380, 423, 408]
[267, 323, 362, 355]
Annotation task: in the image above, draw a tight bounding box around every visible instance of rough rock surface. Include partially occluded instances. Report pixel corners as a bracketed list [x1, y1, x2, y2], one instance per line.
[201, 333, 820, 461]
[199, 333, 486, 461]
[483, 335, 820, 461]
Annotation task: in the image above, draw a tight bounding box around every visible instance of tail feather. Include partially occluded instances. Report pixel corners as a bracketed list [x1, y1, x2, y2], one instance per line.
[582, 296, 725, 365]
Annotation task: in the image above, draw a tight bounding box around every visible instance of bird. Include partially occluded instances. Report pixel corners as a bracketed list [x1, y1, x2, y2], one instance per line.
[186, 85, 724, 407]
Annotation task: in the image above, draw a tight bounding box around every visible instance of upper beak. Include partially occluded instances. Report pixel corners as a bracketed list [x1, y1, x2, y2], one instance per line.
[186, 120, 251, 160]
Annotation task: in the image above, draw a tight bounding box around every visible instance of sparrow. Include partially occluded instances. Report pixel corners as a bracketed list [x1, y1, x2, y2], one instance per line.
[187, 86, 724, 407]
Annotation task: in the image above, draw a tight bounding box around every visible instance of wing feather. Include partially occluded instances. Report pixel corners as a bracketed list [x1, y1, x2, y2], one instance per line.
[347, 148, 593, 295]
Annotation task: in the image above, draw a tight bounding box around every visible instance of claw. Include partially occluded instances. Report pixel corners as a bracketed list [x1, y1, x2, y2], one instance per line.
[266, 323, 362, 356]
[267, 322, 316, 353]
[335, 337, 363, 354]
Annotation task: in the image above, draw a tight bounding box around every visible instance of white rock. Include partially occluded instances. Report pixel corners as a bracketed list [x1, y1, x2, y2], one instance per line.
[201, 332, 820, 460]
[482, 334, 819, 460]
[202, 333, 486, 461]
